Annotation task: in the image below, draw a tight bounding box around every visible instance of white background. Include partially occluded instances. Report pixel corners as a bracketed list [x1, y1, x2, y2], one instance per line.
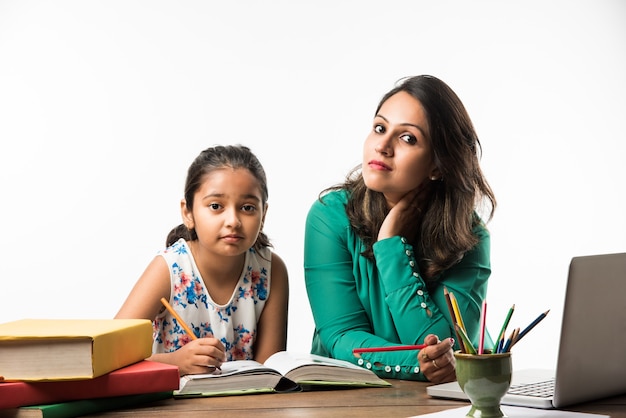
[1, 0, 625, 371]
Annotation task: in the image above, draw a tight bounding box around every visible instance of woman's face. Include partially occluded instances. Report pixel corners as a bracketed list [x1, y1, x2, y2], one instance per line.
[362, 91, 438, 207]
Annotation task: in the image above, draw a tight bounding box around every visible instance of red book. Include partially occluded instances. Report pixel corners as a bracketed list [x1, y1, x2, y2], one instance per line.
[0, 360, 179, 409]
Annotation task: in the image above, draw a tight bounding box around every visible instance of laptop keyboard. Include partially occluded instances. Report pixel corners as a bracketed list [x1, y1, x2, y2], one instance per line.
[507, 378, 555, 398]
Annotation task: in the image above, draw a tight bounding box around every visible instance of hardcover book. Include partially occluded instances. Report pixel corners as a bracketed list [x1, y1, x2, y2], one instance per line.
[0, 360, 179, 409]
[0, 391, 173, 418]
[175, 351, 391, 397]
[0, 319, 153, 381]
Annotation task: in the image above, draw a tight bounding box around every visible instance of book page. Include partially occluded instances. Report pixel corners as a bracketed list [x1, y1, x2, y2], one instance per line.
[214, 360, 269, 376]
[175, 360, 293, 396]
[264, 351, 363, 375]
[180, 359, 275, 382]
[263, 351, 391, 386]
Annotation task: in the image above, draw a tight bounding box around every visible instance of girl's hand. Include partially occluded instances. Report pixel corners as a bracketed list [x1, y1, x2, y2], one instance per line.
[418, 334, 456, 383]
[165, 337, 226, 376]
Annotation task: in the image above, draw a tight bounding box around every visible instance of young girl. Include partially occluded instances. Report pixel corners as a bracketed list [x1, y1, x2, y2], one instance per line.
[116, 144, 289, 376]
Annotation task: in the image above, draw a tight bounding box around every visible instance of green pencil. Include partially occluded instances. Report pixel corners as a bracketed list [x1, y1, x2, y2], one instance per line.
[455, 323, 477, 355]
[493, 304, 515, 353]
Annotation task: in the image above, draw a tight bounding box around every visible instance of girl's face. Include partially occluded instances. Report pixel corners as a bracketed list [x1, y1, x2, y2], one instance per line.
[183, 167, 266, 258]
[362, 91, 438, 207]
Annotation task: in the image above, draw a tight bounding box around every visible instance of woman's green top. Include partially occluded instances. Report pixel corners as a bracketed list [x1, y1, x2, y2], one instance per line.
[304, 189, 492, 381]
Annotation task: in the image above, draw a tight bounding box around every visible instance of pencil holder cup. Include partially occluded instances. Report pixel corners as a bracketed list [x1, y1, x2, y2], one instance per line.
[454, 350, 512, 418]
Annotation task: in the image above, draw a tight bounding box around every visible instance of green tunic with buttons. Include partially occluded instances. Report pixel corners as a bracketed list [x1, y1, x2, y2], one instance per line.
[304, 189, 492, 381]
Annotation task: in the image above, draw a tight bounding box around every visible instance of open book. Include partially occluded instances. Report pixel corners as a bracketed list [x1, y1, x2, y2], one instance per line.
[175, 351, 391, 397]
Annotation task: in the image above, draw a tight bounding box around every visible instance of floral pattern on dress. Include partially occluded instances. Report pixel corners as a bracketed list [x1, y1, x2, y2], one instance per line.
[152, 239, 270, 361]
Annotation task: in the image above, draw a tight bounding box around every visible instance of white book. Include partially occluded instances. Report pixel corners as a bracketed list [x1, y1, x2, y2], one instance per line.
[175, 351, 391, 397]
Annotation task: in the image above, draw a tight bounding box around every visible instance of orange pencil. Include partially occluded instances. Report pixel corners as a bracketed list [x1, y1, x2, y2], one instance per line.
[160, 297, 197, 340]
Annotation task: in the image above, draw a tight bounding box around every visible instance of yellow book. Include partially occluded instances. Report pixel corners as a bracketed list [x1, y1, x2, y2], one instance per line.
[0, 319, 153, 381]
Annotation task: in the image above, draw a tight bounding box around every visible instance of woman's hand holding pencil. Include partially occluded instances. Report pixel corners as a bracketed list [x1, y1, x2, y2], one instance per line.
[352, 336, 456, 384]
[350, 288, 549, 385]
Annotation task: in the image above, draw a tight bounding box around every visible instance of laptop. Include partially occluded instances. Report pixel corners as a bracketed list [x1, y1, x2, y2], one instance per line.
[427, 252, 626, 409]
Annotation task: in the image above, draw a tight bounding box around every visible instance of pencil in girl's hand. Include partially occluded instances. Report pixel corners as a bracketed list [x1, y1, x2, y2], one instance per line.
[160, 297, 197, 340]
[444, 287, 466, 353]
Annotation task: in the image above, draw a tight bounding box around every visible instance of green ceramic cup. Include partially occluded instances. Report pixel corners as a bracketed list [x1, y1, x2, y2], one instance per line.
[454, 351, 512, 418]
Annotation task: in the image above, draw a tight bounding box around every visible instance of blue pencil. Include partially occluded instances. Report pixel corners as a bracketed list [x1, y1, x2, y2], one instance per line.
[502, 328, 519, 353]
[512, 309, 550, 348]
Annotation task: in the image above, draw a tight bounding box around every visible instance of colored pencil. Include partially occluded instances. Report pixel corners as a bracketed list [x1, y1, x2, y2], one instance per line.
[160, 297, 197, 340]
[455, 323, 477, 355]
[444, 287, 466, 353]
[478, 300, 487, 354]
[512, 309, 550, 348]
[494, 304, 515, 353]
[449, 292, 467, 335]
[352, 344, 427, 354]
[502, 327, 519, 353]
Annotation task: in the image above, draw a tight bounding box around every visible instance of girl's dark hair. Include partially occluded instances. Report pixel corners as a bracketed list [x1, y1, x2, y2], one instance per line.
[166, 144, 272, 251]
[323, 75, 496, 280]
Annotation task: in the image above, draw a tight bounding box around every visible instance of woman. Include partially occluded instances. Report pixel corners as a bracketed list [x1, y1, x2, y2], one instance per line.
[304, 75, 496, 383]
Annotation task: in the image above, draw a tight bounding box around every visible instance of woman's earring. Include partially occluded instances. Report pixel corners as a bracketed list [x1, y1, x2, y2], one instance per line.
[430, 176, 438, 181]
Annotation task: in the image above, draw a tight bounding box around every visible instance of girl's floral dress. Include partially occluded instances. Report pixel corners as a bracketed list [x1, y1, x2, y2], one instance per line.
[153, 238, 271, 361]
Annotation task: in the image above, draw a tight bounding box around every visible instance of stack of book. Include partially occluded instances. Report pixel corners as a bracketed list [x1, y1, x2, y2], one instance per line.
[0, 319, 180, 417]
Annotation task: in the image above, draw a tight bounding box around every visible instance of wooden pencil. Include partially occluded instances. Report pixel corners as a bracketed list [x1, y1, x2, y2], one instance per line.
[444, 287, 466, 353]
[160, 297, 197, 340]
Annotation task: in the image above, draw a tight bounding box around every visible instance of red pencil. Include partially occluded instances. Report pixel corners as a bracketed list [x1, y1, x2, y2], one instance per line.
[352, 344, 427, 354]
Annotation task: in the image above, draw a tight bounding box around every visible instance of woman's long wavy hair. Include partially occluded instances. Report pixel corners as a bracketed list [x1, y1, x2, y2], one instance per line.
[323, 75, 496, 281]
[166, 144, 272, 252]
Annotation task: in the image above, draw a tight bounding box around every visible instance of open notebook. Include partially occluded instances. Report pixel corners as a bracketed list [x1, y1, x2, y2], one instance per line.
[427, 252, 626, 409]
